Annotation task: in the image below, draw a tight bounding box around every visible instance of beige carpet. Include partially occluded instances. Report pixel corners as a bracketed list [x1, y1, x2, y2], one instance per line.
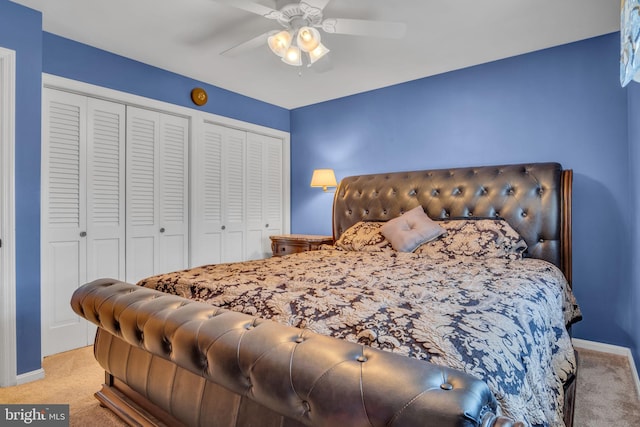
[0, 346, 125, 426]
[1, 345, 639, 426]
[573, 347, 640, 426]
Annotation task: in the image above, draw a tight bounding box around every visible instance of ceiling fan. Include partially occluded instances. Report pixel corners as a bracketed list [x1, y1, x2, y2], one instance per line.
[215, 0, 407, 68]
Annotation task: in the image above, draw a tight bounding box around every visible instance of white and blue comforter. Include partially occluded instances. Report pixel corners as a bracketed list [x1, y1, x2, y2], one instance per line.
[139, 249, 581, 427]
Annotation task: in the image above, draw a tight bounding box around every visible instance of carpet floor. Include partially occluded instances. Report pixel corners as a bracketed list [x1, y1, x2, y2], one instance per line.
[573, 347, 640, 426]
[0, 346, 124, 426]
[0, 345, 638, 426]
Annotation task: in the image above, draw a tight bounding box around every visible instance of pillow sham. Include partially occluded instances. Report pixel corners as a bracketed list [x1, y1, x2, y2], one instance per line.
[334, 221, 393, 252]
[414, 218, 527, 260]
[380, 206, 446, 252]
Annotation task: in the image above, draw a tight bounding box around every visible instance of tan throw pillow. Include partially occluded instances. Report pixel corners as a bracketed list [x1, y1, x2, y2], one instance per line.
[414, 218, 528, 260]
[380, 206, 445, 252]
[334, 221, 392, 252]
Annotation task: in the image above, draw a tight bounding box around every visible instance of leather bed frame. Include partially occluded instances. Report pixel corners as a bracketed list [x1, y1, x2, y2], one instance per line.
[71, 162, 574, 427]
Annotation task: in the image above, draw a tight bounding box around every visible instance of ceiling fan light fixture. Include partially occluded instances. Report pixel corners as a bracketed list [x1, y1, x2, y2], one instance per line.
[296, 26, 321, 52]
[268, 30, 292, 57]
[282, 45, 302, 66]
[220, 1, 408, 71]
[308, 43, 329, 64]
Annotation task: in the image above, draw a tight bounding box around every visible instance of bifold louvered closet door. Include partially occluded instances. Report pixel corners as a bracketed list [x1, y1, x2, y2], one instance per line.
[190, 122, 284, 266]
[246, 132, 283, 260]
[125, 106, 189, 283]
[42, 89, 126, 356]
[191, 123, 246, 265]
[42, 91, 189, 356]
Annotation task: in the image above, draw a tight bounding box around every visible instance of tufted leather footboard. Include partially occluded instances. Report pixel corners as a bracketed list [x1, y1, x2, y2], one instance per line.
[71, 279, 524, 427]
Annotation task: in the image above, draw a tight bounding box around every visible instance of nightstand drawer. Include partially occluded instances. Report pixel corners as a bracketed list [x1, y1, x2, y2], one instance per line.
[273, 241, 308, 256]
[269, 234, 334, 257]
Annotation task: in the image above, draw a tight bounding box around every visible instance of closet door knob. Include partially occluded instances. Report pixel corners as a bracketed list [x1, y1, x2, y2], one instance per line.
[265, 223, 269, 228]
[159, 228, 165, 233]
[79, 231, 87, 237]
[221, 225, 226, 230]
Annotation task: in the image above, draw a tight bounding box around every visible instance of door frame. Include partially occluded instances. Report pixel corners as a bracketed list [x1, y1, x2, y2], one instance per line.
[0, 47, 17, 387]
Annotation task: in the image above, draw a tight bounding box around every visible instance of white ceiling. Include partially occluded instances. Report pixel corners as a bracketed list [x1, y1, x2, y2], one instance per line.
[12, 0, 620, 109]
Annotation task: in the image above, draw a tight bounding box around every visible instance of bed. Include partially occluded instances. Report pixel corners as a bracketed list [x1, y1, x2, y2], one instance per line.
[71, 162, 579, 427]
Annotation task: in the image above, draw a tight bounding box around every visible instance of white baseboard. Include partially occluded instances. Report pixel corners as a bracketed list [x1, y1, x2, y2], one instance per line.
[15, 368, 44, 385]
[572, 338, 640, 400]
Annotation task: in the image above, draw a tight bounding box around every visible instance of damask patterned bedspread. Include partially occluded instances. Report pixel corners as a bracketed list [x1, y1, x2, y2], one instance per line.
[138, 249, 581, 427]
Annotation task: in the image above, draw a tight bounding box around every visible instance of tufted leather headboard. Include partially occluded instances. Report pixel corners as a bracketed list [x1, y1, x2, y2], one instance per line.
[332, 163, 572, 284]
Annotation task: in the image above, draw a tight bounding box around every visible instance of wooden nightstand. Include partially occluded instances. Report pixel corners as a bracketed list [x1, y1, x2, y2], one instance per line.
[269, 234, 334, 257]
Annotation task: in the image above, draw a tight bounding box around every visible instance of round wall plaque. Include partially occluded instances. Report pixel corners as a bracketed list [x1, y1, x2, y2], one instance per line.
[190, 87, 208, 106]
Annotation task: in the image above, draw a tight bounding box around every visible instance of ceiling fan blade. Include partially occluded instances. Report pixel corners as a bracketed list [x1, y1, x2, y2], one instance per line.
[221, 31, 273, 57]
[321, 18, 406, 39]
[301, 0, 332, 12]
[215, 0, 281, 20]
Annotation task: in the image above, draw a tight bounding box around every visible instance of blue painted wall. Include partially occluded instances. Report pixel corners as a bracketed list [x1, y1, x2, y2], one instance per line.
[0, 0, 43, 375]
[291, 33, 639, 365]
[627, 82, 640, 370]
[43, 33, 289, 133]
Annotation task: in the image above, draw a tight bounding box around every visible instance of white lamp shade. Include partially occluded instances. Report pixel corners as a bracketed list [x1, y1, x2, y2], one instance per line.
[308, 43, 330, 64]
[282, 45, 302, 66]
[296, 26, 321, 52]
[268, 30, 292, 57]
[310, 169, 337, 191]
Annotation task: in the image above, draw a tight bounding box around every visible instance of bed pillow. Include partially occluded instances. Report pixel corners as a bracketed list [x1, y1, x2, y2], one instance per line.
[334, 221, 393, 252]
[380, 206, 446, 252]
[414, 218, 527, 260]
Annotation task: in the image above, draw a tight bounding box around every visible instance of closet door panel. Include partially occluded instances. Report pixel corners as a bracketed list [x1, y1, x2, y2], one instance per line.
[126, 107, 189, 280]
[48, 242, 82, 322]
[41, 89, 88, 356]
[194, 233, 222, 266]
[86, 98, 126, 282]
[193, 123, 245, 265]
[192, 123, 285, 265]
[245, 135, 263, 260]
[223, 128, 246, 263]
[192, 123, 224, 266]
[128, 237, 156, 282]
[159, 114, 189, 272]
[90, 239, 122, 278]
[263, 135, 284, 254]
[246, 133, 284, 259]
[126, 107, 159, 283]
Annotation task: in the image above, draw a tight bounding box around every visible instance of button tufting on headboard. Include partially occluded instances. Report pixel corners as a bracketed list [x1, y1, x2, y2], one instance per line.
[333, 163, 567, 274]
